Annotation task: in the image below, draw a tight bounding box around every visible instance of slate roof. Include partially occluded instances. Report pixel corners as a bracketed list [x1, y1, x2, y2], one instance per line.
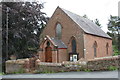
[51, 38, 67, 48]
[60, 7, 111, 39]
[45, 35, 67, 48]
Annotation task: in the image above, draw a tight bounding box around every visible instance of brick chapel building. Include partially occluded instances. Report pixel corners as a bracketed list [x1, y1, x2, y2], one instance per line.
[38, 7, 113, 63]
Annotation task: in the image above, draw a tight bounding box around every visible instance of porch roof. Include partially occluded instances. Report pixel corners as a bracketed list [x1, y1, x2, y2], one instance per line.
[51, 38, 67, 49]
[45, 35, 67, 49]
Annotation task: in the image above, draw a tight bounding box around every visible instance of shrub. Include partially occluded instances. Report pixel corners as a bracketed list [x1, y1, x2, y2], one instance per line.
[84, 69, 91, 72]
[113, 45, 120, 56]
[0, 72, 5, 75]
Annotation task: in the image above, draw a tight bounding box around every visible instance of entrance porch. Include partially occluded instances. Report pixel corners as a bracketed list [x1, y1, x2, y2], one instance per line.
[38, 35, 68, 63]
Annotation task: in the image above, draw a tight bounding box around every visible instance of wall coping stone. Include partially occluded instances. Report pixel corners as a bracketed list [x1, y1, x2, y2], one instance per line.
[88, 56, 119, 61]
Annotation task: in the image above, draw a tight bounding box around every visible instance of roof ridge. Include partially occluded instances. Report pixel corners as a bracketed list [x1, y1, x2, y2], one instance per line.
[58, 7, 111, 39]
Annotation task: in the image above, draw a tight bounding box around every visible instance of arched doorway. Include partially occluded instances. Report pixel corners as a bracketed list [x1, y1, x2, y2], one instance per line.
[45, 41, 52, 62]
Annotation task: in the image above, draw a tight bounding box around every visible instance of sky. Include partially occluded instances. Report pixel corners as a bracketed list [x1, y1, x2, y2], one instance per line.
[40, 0, 119, 33]
[2, 0, 119, 32]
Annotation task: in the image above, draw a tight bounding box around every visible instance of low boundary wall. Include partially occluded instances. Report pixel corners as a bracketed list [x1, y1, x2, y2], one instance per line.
[5, 56, 120, 74]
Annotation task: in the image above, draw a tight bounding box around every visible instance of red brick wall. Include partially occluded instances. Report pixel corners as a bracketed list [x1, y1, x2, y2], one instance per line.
[39, 7, 113, 62]
[40, 7, 84, 60]
[58, 49, 68, 63]
[84, 33, 113, 60]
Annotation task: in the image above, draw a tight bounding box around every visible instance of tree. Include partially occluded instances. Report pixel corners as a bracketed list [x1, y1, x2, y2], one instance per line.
[83, 14, 102, 28]
[83, 14, 88, 19]
[2, 2, 49, 59]
[94, 19, 102, 28]
[107, 15, 120, 51]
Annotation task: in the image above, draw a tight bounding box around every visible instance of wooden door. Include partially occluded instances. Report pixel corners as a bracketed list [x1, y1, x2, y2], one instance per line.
[45, 46, 52, 62]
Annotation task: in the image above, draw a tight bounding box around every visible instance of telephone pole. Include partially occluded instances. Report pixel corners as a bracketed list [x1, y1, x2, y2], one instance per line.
[6, 7, 9, 60]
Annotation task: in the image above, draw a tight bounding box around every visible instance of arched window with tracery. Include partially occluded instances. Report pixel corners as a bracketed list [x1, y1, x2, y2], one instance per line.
[106, 43, 109, 55]
[93, 41, 97, 57]
[56, 23, 62, 39]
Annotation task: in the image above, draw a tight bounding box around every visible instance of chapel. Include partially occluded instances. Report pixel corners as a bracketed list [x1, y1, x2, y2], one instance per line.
[38, 7, 113, 63]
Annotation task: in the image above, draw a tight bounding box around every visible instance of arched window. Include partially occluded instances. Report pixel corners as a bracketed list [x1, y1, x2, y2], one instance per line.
[106, 43, 109, 55]
[93, 41, 97, 57]
[56, 23, 62, 39]
[72, 38, 77, 53]
[46, 41, 50, 47]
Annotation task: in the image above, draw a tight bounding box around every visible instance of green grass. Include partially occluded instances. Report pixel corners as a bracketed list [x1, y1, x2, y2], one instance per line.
[84, 69, 91, 72]
[108, 66, 118, 71]
[12, 68, 25, 74]
[41, 70, 56, 74]
[0, 72, 5, 75]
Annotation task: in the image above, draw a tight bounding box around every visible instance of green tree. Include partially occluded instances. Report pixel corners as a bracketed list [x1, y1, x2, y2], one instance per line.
[94, 19, 102, 28]
[107, 15, 120, 52]
[2, 2, 49, 59]
[83, 15, 102, 28]
[83, 14, 88, 18]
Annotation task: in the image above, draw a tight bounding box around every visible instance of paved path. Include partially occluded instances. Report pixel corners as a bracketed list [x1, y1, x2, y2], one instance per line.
[2, 70, 119, 79]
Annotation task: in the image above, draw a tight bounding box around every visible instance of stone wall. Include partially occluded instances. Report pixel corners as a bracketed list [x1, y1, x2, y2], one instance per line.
[5, 58, 36, 74]
[36, 56, 119, 72]
[87, 56, 119, 71]
[6, 59, 28, 73]
[5, 56, 119, 74]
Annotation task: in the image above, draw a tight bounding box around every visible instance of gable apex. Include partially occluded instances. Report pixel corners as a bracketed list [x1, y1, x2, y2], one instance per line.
[54, 7, 111, 39]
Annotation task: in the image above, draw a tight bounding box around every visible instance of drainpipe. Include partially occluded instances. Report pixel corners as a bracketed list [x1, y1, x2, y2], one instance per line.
[84, 49, 86, 60]
[56, 46, 59, 63]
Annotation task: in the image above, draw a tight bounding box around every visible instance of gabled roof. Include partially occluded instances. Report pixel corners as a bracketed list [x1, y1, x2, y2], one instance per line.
[51, 38, 67, 49]
[58, 7, 111, 39]
[45, 35, 67, 49]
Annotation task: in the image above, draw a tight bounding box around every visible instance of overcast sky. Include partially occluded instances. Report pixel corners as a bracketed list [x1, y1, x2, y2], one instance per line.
[40, 0, 119, 33]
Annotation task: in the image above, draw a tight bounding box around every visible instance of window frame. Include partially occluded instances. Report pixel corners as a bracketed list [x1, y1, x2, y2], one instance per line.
[55, 23, 62, 39]
[71, 38, 77, 53]
[106, 43, 109, 55]
[93, 41, 97, 57]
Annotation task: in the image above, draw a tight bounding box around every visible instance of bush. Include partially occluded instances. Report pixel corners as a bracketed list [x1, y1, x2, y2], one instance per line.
[113, 45, 120, 56]
[84, 69, 91, 72]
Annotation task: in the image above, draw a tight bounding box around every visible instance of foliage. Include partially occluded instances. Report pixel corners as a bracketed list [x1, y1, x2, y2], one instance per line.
[12, 68, 25, 74]
[83, 14, 102, 28]
[84, 69, 91, 72]
[61, 70, 65, 72]
[83, 14, 88, 19]
[2, 2, 49, 60]
[113, 45, 120, 56]
[0, 72, 5, 75]
[94, 19, 102, 28]
[107, 32, 118, 45]
[107, 15, 120, 51]
[108, 66, 118, 71]
[108, 15, 120, 34]
[38, 65, 56, 74]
